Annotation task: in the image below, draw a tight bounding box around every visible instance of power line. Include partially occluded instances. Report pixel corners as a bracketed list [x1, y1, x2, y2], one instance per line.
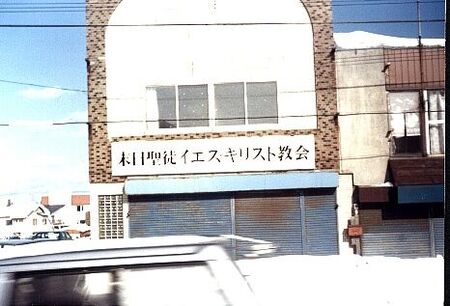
[0, 108, 445, 127]
[0, 18, 444, 27]
[0, 79, 86, 93]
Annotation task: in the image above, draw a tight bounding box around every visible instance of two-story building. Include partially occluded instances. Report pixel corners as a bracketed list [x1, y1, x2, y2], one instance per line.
[86, 0, 353, 256]
[335, 31, 445, 258]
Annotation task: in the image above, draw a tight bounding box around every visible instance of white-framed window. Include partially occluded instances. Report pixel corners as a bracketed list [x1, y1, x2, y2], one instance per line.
[388, 90, 445, 156]
[77, 205, 84, 212]
[425, 90, 445, 155]
[147, 81, 278, 130]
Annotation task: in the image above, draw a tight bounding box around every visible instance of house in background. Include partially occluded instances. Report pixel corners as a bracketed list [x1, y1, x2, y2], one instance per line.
[86, 0, 353, 256]
[0, 199, 53, 238]
[40, 193, 91, 238]
[335, 31, 445, 257]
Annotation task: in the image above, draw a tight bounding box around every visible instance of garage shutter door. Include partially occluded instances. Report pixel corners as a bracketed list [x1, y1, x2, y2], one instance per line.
[431, 218, 444, 256]
[360, 210, 431, 258]
[304, 190, 339, 255]
[234, 190, 338, 257]
[129, 196, 232, 238]
[235, 192, 303, 257]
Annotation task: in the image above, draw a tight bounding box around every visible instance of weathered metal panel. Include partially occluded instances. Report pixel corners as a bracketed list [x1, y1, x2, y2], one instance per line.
[358, 186, 391, 203]
[389, 157, 444, 186]
[303, 190, 339, 255]
[234, 192, 303, 256]
[384, 47, 445, 91]
[129, 196, 232, 238]
[432, 218, 444, 256]
[360, 209, 431, 258]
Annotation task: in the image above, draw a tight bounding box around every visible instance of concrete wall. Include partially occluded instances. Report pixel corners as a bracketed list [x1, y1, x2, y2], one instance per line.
[336, 49, 390, 186]
[336, 173, 354, 255]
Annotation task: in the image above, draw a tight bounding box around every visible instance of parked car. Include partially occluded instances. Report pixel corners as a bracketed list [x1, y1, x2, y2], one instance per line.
[31, 231, 72, 241]
[0, 236, 258, 306]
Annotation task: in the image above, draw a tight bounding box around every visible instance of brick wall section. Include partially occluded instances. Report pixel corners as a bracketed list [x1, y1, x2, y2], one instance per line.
[86, 0, 122, 183]
[87, 0, 340, 184]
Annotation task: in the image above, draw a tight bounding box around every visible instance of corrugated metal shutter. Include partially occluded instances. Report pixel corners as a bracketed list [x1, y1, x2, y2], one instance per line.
[431, 218, 444, 256]
[303, 190, 339, 255]
[129, 197, 232, 238]
[360, 209, 431, 258]
[234, 192, 303, 257]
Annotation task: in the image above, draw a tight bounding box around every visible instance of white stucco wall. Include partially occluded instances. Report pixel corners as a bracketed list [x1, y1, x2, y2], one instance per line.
[336, 49, 390, 186]
[105, 0, 317, 138]
[336, 174, 354, 255]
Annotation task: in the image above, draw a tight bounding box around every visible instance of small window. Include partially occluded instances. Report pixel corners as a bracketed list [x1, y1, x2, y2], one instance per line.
[247, 82, 278, 125]
[214, 82, 245, 126]
[179, 85, 209, 127]
[156, 86, 177, 129]
[426, 90, 445, 155]
[77, 206, 84, 212]
[388, 92, 421, 155]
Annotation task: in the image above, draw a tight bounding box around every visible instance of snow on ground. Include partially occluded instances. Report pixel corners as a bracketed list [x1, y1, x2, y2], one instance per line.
[334, 31, 445, 49]
[237, 254, 443, 306]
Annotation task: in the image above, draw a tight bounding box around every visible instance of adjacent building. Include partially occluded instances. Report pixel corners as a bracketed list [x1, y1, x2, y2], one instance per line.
[335, 32, 445, 257]
[40, 194, 91, 237]
[0, 199, 52, 238]
[86, 0, 350, 256]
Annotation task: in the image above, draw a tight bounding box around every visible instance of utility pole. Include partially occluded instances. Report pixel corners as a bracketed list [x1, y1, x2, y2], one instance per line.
[417, 0, 427, 156]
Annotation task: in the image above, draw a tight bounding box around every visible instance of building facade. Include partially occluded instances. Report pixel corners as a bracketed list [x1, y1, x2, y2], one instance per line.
[86, 0, 352, 256]
[335, 36, 445, 257]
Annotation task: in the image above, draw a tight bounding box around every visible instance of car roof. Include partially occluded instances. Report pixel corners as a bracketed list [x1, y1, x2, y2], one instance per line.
[0, 236, 226, 273]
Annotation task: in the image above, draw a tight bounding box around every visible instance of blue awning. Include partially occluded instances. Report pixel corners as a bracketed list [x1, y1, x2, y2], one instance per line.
[397, 184, 444, 204]
[125, 171, 339, 195]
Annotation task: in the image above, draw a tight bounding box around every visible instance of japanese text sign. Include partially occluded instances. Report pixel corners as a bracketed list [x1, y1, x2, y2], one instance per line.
[111, 135, 315, 176]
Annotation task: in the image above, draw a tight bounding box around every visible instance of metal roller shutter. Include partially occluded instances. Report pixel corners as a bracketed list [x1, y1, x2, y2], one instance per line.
[303, 190, 339, 255]
[235, 192, 303, 256]
[360, 209, 431, 258]
[129, 196, 232, 238]
[431, 218, 444, 256]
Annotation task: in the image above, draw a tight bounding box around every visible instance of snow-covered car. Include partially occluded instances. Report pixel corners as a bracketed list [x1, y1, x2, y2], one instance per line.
[0, 236, 257, 306]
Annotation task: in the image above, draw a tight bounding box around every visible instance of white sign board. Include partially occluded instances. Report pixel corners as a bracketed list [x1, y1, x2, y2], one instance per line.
[111, 135, 315, 176]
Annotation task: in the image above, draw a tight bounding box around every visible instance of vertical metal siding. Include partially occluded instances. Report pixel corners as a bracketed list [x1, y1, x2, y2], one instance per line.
[432, 218, 444, 256]
[234, 193, 304, 256]
[129, 197, 232, 238]
[384, 47, 445, 91]
[360, 210, 431, 258]
[303, 190, 339, 255]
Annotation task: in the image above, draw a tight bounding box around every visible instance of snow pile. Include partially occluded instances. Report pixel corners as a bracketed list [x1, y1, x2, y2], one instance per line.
[334, 31, 445, 49]
[237, 254, 443, 306]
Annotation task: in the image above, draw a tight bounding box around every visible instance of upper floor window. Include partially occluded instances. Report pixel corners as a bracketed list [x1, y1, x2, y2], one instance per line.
[426, 90, 445, 155]
[388, 90, 445, 156]
[148, 81, 278, 130]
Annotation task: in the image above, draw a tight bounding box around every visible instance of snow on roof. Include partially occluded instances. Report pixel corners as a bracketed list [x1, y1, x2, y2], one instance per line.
[334, 31, 445, 49]
[0, 201, 49, 219]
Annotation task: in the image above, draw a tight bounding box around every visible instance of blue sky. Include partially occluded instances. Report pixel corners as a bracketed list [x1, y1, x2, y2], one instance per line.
[0, 0, 445, 202]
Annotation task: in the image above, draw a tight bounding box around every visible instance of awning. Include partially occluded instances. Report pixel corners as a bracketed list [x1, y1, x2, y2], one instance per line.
[125, 172, 339, 195]
[397, 184, 444, 204]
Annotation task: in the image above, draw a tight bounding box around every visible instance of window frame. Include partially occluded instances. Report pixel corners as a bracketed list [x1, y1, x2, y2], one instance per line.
[424, 90, 445, 155]
[147, 81, 279, 132]
[387, 90, 445, 157]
